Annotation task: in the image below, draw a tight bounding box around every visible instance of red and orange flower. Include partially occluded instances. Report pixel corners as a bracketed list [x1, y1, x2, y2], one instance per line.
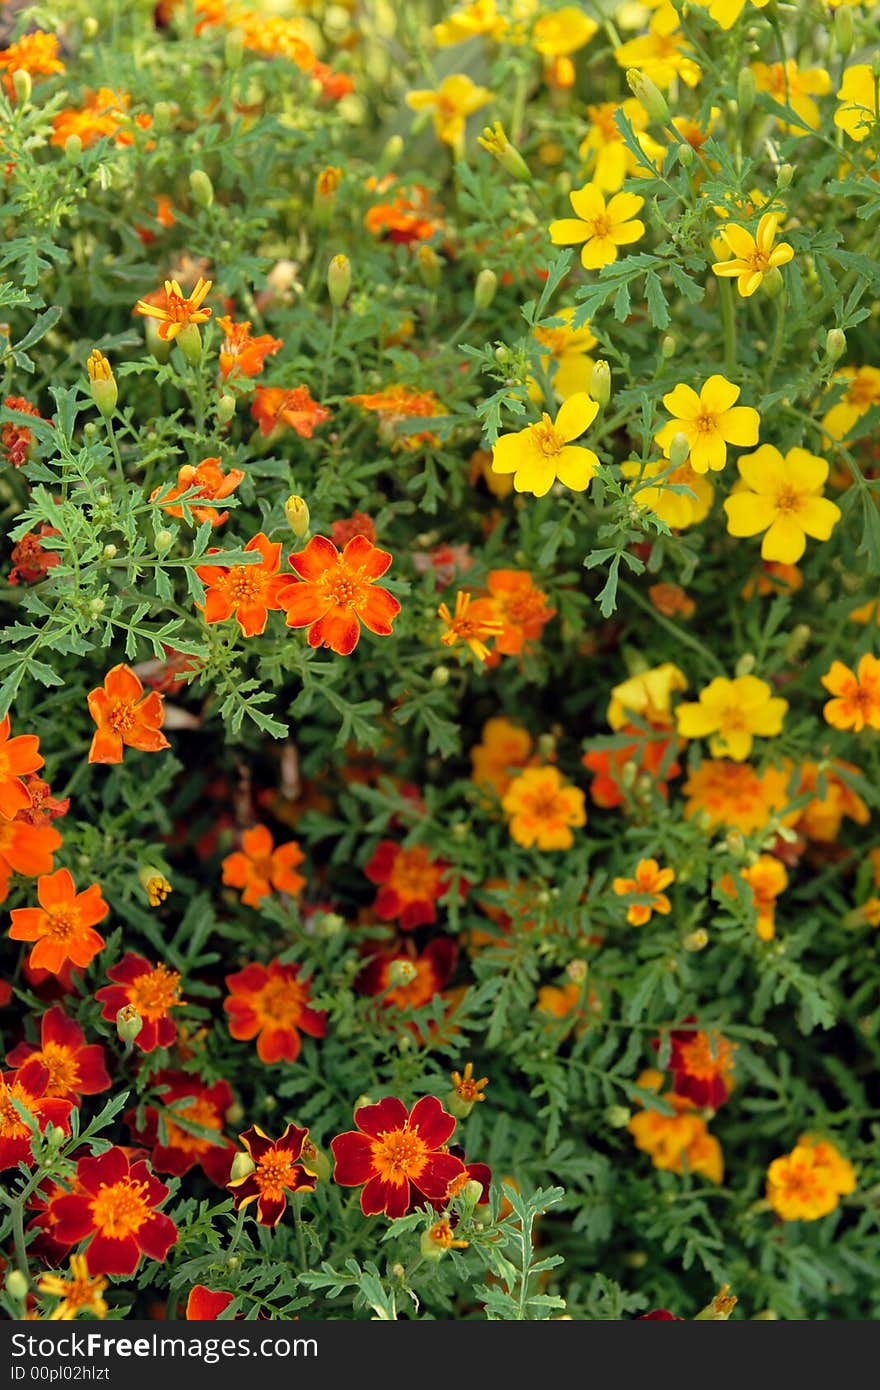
[364, 839, 454, 930]
[276, 534, 401, 656]
[224, 960, 327, 1064]
[195, 532, 288, 637]
[6, 1004, 110, 1102]
[135, 277, 212, 341]
[251, 385, 330, 438]
[87, 664, 170, 765]
[665, 1021, 737, 1109]
[151, 457, 245, 527]
[48, 1147, 177, 1275]
[0, 1058, 73, 1170]
[227, 1123, 316, 1226]
[126, 1071, 235, 1184]
[9, 869, 109, 976]
[356, 939, 458, 1013]
[331, 1096, 466, 1217]
[216, 316, 282, 381]
[96, 954, 183, 1053]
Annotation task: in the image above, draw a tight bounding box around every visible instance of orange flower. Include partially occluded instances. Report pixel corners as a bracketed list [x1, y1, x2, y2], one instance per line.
[9, 868, 109, 975]
[224, 960, 327, 1064]
[364, 840, 453, 930]
[0, 714, 44, 820]
[438, 591, 503, 663]
[628, 1073, 723, 1184]
[485, 570, 555, 659]
[276, 534, 401, 656]
[0, 815, 62, 903]
[667, 1021, 736, 1108]
[135, 278, 212, 341]
[151, 457, 244, 527]
[738, 855, 788, 941]
[0, 31, 64, 98]
[683, 759, 792, 835]
[216, 316, 282, 381]
[648, 582, 695, 619]
[470, 717, 534, 797]
[612, 858, 675, 925]
[364, 179, 441, 243]
[87, 664, 170, 764]
[795, 760, 869, 842]
[766, 1135, 855, 1221]
[228, 1123, 316, 1226]
[250, 385, 330, 438]
[46, 1147, 177, 1274]
[501, 765, 587, 850]
[6, 1004, 111, 1101]
[348, 384, 444, 450]
[221, 825, 306, 908]
[821, 654, 880, 732]
[356, 938, 457, 1013]
[195, 532, 287, 637]
[2, 395, 42, 468]
[51, 88, 151, 149]
[8, 525, 61, 585]
[582, 724, 682, 809]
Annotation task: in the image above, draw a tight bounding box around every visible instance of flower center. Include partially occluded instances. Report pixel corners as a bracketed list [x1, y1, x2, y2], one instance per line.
[40, 1042, 81, 1094]
[164, 1096, 221, 1156]
[0, 1083, 31, 1138]
[389, 847, 439, 898]
[529, 414, 565, 456]
[372, 1126, 429, 1185]
[774, 485, 803, 513]
[258, 975, 305, 1025]
[695, 410, 719, 435]
[747, 248, 770, 272]
[89, 1178, 152, 1239]
[720, 706, 748, 734]
[165, 291, 193, 324]
[223, 567, 265, 604]
[679, 1032, 732, 1081]
[127, 964, 182, 1021]
[589, 213, 612, 238]
[107, 698, 136, 733]
[525, 786, 563, 820]
[255, 1149, 296, 1200]
[319, 569, 364, 608]
[45, 906, 81, 942]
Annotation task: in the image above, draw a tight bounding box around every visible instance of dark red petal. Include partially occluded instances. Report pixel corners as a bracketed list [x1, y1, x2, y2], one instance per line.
[413, 1152, 466, 1200]
[330, 1131, 375, 1185]
[354, 1096, 408, 1138]
[408, 1095, 456, 1150]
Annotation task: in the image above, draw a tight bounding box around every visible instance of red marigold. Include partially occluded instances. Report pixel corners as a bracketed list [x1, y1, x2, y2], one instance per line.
[96, 954, 183, 1053]
[250, 385, 330, 439]
[356, 938, 457, 1011]
[125, 1070, 235, 1184]
[186, 1286, 234, 1319]
[330, 511, 377, 549]
[227, 1123, 316, 1226]
[582, 724, 681, 808]
[224, 960, 327, 1064]
[6, 1005, 110, 1101]
[1, 396, 42, 467]
[0, 1058, 73, 1170]
[331, 1096, 466, 1218]
[16, 773, 69, 828]
[364, 840, 452, 930]
[276, 534, 400, 656]
[195, 532, 288, 637]
[0, 713, 44, 819]
[221, 824, 306, 908]
[666, 1020, 737, 1109]
[87, 664, 170, 765]
[216, 316, 282, 381]
[8, 868, 109, 975]
[48, 1147, 177, 1275]
[8, 525, 60, 585]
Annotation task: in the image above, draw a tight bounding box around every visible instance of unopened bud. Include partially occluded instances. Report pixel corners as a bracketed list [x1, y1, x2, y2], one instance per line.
[873, 51, 880, 81]
[230, 1150, 256, 1182]
[354, 1094, 373, 1112]
[420, 1219, 467, 1261]
[825, 328, 847, 362]
[477, 121, 531, 180]
[683, 928, 709, 952]
[5, 1270, 28, 1301]
[86, 350, 117, 417]
[175, 322, 203, 364]
[474, 268, 498, 310]
[83, 16, 99, 37]
[661, 334, 676, 359]
[381, 134, 404, 169]
[606, 1105, 631, 1128]
[417, 244, 442, 289]
[301, 1138, 331, 1183]
[65, 134, 83, 163]
[154, 528, 174, 552]
[46, 1123, 66, 1148]
[668, 432, 690, 469]
[285, 494, 310, 538]
[735, 652, 756, 676]
[139, 865, 171, 907]
[189, 169, 214, 209]
[117, 1004, 143, 1045]
[589, 359, 611, 407]
[387, 959, 418, 988]
[695, 1285, 737, 1320]
[833, 6, 853, 58]
[736, 68, 756, 119]
[102, 543, 117, 559]
[431, 664, 451, 687]
[217, 394, 236, 423]
[625, 68, 669, 126]
[317, 911, 345, 938]
[776, 163, 794, 191]
[678, 142, 695, 168]
[88, 596, 105, 616]
[12, 68, 31, 104]
[566, 958, 588, 984]
[783, 623, 811, 662]
[327, 253, 351, 307]
[154, 101, 174, 134]
[225, 1101, 245, 1126]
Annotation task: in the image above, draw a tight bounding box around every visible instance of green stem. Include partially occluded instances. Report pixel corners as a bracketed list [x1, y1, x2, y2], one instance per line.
[293, 1194, 308, 1271]
[321, 306, 338, 398]
[719, 279, 737, 374]
[105, 415, 126, 487]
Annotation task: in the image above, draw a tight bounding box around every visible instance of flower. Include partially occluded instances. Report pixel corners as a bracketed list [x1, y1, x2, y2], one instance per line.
[622, 458, 715, 528]
[471, 717, 534, 797]
[766, 1136, 856, 1221]
[582, 725, 681, 808]
[612, 859, 675, 925]
[533, 7, 597, 56]
[723, 446, 841, 563]
[438, 592, 503, 663]
[432, 0, 507, 45]
[224, 960, 327, 1064]
[796, 760, 869, 842]
[649, 582, 695, 619]
[712, 214, 794, 297]
[1, 396, 42, 468]
[654, 375, 760, 473]
[357, 938, 458, 1013]
[502, 766, 587, 850]
[0, 815, 62, 904]
[9, 526, 61, 585]
[185, 1286, 234, 1319]
[485, 570, 555, 658]
[550, 185, 644, 270]
[228, 1123, 316, 1225]
[450, 1062, 489, 1106]
[0, 31, 64, 98]
[126, 1071, 235, 1185]
[216, 316, 281, 380]
[6, 1005, 110, 1101]
[614, 13, 701, 90]
[251, 385, 330, 438]
[751, 60, 831, 134]
[491, 394, 600, 496]
[533, 307, 597, 399]
[221, 825, 306, 908]
[135, 277, 212, 340]
[195, 532, 287, 637]
[0, 1058, 73, 1170]
[684, 760, 792, 835]
[51, 88, 151, 149]
[667, 1023, 736, 1108]
[276, 534, 400, 656]
[405, 75, 492, 152]
[348, 385, 445, 450]
[87, 664, 170, 764]
[578, 99, 657, 193]
[365, 840, 452, 930]
[821, 655, 880, 732]
[607, 662, 687, 729]
[9, 869, 109, 975]
[96, 954, 183, 1053]
[737, 855, 788, 940]
[48, 1147, 177, 1275]
[628, 1074, 723, 1182]
[698, 0, 769, 30]
[37, 1255, 109, 1321]
[676, 675, 788, 761]
[151, 457, 245, 528]
[331, 512, 377, 549]
[820, 367, 880, 441]
[364, 181, 442, 244]
[0, 714, 43, 819]
[331, 1096, 466, 1218]
[835, 65, 877, 142]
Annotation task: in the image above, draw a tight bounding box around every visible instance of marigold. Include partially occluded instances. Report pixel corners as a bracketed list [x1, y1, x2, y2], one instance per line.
[251, 385, 330, 438]
[405, 74, 492, 153]
[185, 1286, 234, 1320]
[0, 1058, 73, 1170]
[698, 0, 769, 30]
[6, 1005, 110, 1101]
[135, 277, 212, 340]
[614, 13, 701, 90]
[683, 759, 792, 835]
[1, 395, 42, 468]
[221, 824, 306, 908]
[0, 713, 44, 820]
[126, 1071, 235, 1185]
[432, 0, 507, 45]
[9, 526, 61, 585]
[491, 393, 600, 496]
[533, 307, 597, 399]
[724, 446, 840, 563]
[676, 675, 787, 761]
[152, 457, 244, 528]
[357, 939, 458, 1013]
[628, 1079, 723, 1183]
[578, 99, 656, 193]
[649, 582, 695, 619]
[796, 760, 869, 842]
[0, 31, 64, 98]
[821, 367, 880, 442]
[87, 664, 170, 765]
[9, 869, 109, 976]
[737, 854, 789, 941]
[438, 591, 503, 663]
[654, 375, 760, 473]
[766, 1136, 856, 1221]
[550, 184, 645, 270]
[502, 765, 587, 850]
[612, 858, 675, 925]
[228, 1123, 316, 1226]
[751, 60, 831, 134]
[331, 1096, 466, 1218]
[623, 458, 715, 529]
[582, 725, 681, 808]
[471, 717, 534, 797]
[37, 1254, 109, 1321]
[365, 840, 453, 930]
[195, 532, 287, 637]
[820, 655, 880, 732]
[48, 1147, 177, 1275]
[277, 533, 400, 656]
[0, 815, 62, 903]
[485, 570, 555, 658]
[216, 315, 281, 380]
[667, 1023, 736, 1108]
[224, 959, 327, 1064]
[712, 214, 794, 298]
[607, 662, 687, 729]
[834, 65, 877, 142]
[96, 954, 183, 1053]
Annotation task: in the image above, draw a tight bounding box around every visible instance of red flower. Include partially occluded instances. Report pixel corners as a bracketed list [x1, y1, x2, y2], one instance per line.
[195, 532, 288, 637]
[582, 724, 681, 808]
[364, 840, 453, 930]
[0, 1058, 73, 1170]
[49, 1147, 177, 1275]
[665, 1020, 737, 1110]
[6, 1005, 110, 1101]
[357, 938, 458, 1012]
[331, 1096, 466, 1218]
[2, 395, 43, 467]
[638, 1309, 683, 1320]
[186, 1286, 234, 1319]
[227, 1123, 316, 1226]
[125, 1071, 235, 1185]
[276, 534, 400, 656]
[8, 525, 60, 585]
[331, 512, 376, 549]
[224, 960, 327, 1064]
[96, 954, 183, 1052]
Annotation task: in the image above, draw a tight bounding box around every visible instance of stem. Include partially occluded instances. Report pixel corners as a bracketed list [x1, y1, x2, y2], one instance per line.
[509, 69, 529, 146]
[764, 291, 787, 388]
[293, 1194, 308, 1270]
[321, 306, 338, 398]
[12, 1195, 30, 1286]
[105, 415, 126, 487]
[719, 279, 737, 374]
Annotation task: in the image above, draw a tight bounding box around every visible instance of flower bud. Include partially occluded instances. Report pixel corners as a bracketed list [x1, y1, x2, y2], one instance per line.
[825, 328, 847, 362]
[317, 911, 345, 938]
[446, 1088, 474, 1120]
[431, 664, 451, 687]
[153, 101, 174, 134]
[354, 1094, 373, 1112]
[5, 1270, 28, 1301]
[217, 393, 236, 423]
[776, 163, 794, 191]
[175, 322, 203, 364]
[154, 528, 174, 552]
[783, 623, 810, 662]
[117, 1004, 143, 1045]
[606, 1105, 631, 1128]
[661, 334, 676, 359]
[285, 494, 310, 538]
[589, 359, 611, 407]
[625, 69, 669, 126]
[668, 432, 690, 469]
[139, 865, 172, 907]
[736, 68, 756, 119]
[420, 1219, 467, 1260]
[678, 142, 695, 168]
[65, 133, 83, 163]
[460, 1179, 484, 1207]
[189, 169, 214, 209]
[86, 350, 118, 417]
[226, 1101, 245, 1126]
[12, 68, 31, 104]
[225, 26, 244, 69]
[387, 959, 418, 988]
[566, 958, 588, 984]
[763, 266, 785, 299]
[327, 253, 351, 307]
[477, 121, 531, 180]
[315, 166, 342, 209]
[683, 928, 709, 952]
[833, 6, 853, 58]
[381, 134, 404, 169]
[46, 1123, 67, 1148]
[417, 244, 442, 289]
[103, 543, 117, 559]
[474, 268, 498, 310]
[695, 1285, 737, 1320]
[230, 1150, 256, 1182]
[88, 596, 105, 616]
[83, 16, 99, 37]
[301, 1139, 331, 1183]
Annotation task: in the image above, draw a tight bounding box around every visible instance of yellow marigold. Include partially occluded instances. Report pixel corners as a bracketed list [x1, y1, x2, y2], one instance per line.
[37, 1254, 108, 1320]
[835, 65, 878, 142]
[751, 59, 832, 134]
[628, 1089, 723, 1182]
[766, 1136, 856, 1221]
[684, 759, 793, 835]
[491, 393, 600, 497]
[676, 676, 788, 762]
[622, 457, 714, 529]
[438, 592, 503, 664]
[532, 7, 597, 56]
[550, 184, 645, 270]
[654, 374, 760, 474]
[696, 0, 769, 30]
[612, 858, 675, 925]
[470, 717, 534, 797]
[736, 854, 788, 941]
[533, 307, 597, 400]
[607, 662, 687, 730]
[614, 12, 701, 90]
[712, 214, 794, 298]
[406, 74, 492, 152]
[578, 99, 659, 193]
[820, 366, 880, 441]
[723, 446, 841, 564]
[432, 0, 508, 46]
[501, 765, 587, 850]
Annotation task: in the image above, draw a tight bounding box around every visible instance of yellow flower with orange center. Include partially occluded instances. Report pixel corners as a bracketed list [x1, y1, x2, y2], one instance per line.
[676, 675, 788, 761]
[654, 375, 760, 473]
[438, 591, 503, 663]
[550, 184, 645, 270]
[135, 277, 212, 341]
[712, 214, 794, 298]
[683, 760, 793, 835]
[766, 1136, 856, 1221]
[607, 662, 688, 730]
[502, 765, 587, 850]
[723, 446, 840, 564]
[491, 393, 600, 496]
[820, 366, 880, 441]
[821, 654, 880, 732]
[432, 0, 508, 46]
[578, 100, 657, 192]
[533, 307, 597, 400]
[406, 74, 492, 152]
[720, 855, 788, 941]
[38, 1254, 109, 1320]
[532, 7, 597, 57]
[835, 65, 878, 142]
[622, 457, 715, 529]
[612, 858, 675, 925]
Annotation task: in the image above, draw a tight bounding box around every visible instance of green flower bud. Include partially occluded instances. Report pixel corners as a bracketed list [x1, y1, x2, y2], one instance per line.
[825, 328, 847, 362]
[189, 169, 214, 209]
[230, 1151, 256, 1182]
[833, 6, 853, 58]
[736, 68, 756, 119]
[387, 959, 418, 988]
[661, 334, 676, 359]
[153, 101, 174, 134]
[776, 163, 794, 190]
[175, 322, 203, 365]
[217, 394, 236, 424]
[12, 68, 32, 104]
[301, 1140, 331, 1183]
[678, 141, 695, 168]
[683, 928, 709, 952]
[154, 528, 174, 552]
[417, 244, 442, 289]
[668, 432, 690, 469]
[117, 1004, 143, 1045]
[5, 1270, 28, 1301]
[625, 68, 669, 125]
[225, 26, 244, 69]
[474, 268, 498, 310]
[327, 253, 351, 307]
[589, 359, 611, 407]
[317, 911, 345, 938]
[65, 134, 83, 163]
[762, 266, 785, 299]
[431, 664, 451, 687]
[285, 494, 310, 538]
[605, 1105, 631, 1128]
[102, 543, 117, 560]
[83, 16, 99, 37]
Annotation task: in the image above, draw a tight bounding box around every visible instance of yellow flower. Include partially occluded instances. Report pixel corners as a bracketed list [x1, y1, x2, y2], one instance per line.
[438, 591, 503, 663]
[578, 99, 661, 193]
[676, 675, 788, 761]
[532, 6, 598, 56]
[751, 60, 832, 134]
[766, 1136, 856, 1222]
[491, 393, 600, 496]
[834, 65, 878, 142]
[820, 366, 880, 441]
[614, 12, 701, 90]
[37, 1255, 108, 1321]
[696, 0, 770, 29]
[607, 662, 687, 729]
[622, 457, 715, 529]
[712, 213, 794, 298]
[550, 184, 645, 270]
[723, 446, 841, 563]
[432, 0, 508, 45]
[612, 858, 675, 925]
[654, 374, 760, 474]
[501, 765, 587, 850]
[533, 307, 597, 399]
[406, 74, 492, 151]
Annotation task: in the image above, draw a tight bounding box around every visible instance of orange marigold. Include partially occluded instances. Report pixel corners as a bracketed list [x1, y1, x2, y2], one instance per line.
[9, 868, 109, 976]
[438, 591, 503, 663]
[821, 654, 880, 732]
[151, 457, 244, 527]
[485, 570, 555, 659]
[87, 664, 170, 764]
[276, 534, 401, 656]
[135, 277, 212, 341]
[224, 960, 327, 1064]
[612, 858, 675, 925]
[221, 824, 306, 908]
[195, 531, 287, 637]
[0, 31, 64, 98]
[501, 765, 587, 850]
[216, 316, 282, 381]
[470, 717, 534, 797]
[251, 385, 330, 438]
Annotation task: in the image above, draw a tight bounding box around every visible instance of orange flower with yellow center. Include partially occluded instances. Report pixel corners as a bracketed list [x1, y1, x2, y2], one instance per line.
[135, 277, 212, 341]
[0, 31, 64, 97]
[485, 570, 555, 659]
[221, 824, 306, 908]
[502, 765, 587, 850]
[224, 959, 327, 1064]
[151, 457, 245, 528]
[196, 532, 288, 637]
[216, 316, 282, 381]
[821, 655, 880, 732]
[0, 713, 44, 820]
[96, 954, 183, 1053]
[48, 1147, 177, 1274]
[450, 1062, 489, 1105]
[87, 663, 170, 765]
[766, 1136, 856, 1221]
[0, 1058, 73, 1171]
[612, 858, 675, 925]
[250, 385, 330, 439]
[470, 717, 534, 798]
[6, 1004, 110, 1101]
[37, 1254, 108, 1321]
[364, 840, 453, 930]
[438, 591, 503, 663]
[277, 534, 401, 656]
[9, 868, 109, 976]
